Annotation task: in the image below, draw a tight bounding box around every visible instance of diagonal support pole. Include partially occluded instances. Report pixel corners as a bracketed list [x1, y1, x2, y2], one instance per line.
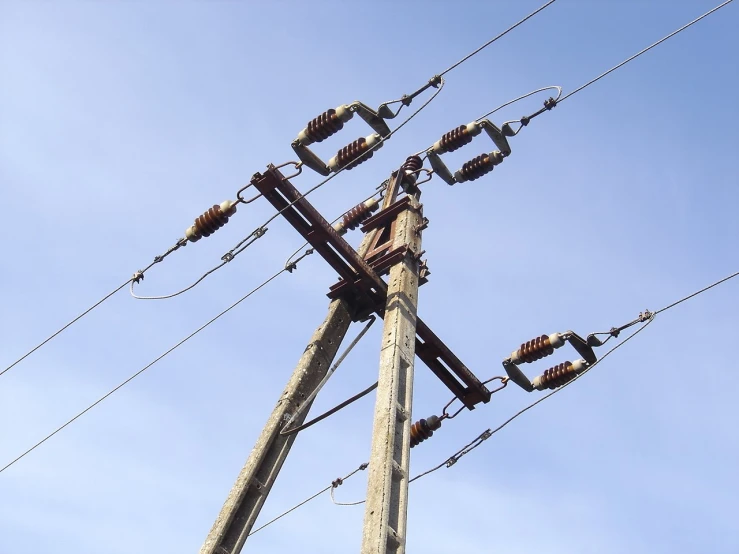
[361, 194, 423, 554]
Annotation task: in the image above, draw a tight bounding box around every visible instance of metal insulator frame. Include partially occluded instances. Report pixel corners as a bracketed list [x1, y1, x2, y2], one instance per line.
[501, 331, 597, 392]
[426, 119, 511, 186]
[292, 101, 392, 176]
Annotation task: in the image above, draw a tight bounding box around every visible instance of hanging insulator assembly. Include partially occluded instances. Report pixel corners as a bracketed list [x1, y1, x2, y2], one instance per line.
[292, 101, 392, 176]
[185, 200, 237, 243]
[510, 333, 565, 365]
[502, 330, 598, 392]
[410, 415, 442, 448]
[532, 359, 588, 390]
[426, 119, 511, 186]
[328, 134, 383, 172]
[333, 198, 380, 235]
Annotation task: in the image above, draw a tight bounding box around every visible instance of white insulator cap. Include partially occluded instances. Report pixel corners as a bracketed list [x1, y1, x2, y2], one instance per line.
[333, 221, 347, 235]
[220, 200, 237, 216]
[296, 127, 313, 146]
[185, 225, 201, 242]
[335, 104, 353, 123]
[363, 197, 379, 211]
[571, 359, 588, 373]
[466, 121, 482, 137]
[509, 349, 521, 365]
[549, 333, 564, 349]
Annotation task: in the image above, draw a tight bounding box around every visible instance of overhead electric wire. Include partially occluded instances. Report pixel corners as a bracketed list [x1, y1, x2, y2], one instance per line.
[248, 463, 369, 536]
[0, 260, 306, 474]
[1, 280, 131, 378]
[438, 0, 558, 76]
[410, 268, 739, 482]
[6, 0, 556, 374]
[248, 268, 739, 528]
[558, 0, 734, 104]
[409, 316, 654, 484]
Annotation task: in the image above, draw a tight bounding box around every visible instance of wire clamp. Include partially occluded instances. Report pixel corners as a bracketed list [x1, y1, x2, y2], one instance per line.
[221, 252, 235, 262]
[132, 271, 144, 284]
[332, 477, 344, 488]
[544, 97, 557, 110]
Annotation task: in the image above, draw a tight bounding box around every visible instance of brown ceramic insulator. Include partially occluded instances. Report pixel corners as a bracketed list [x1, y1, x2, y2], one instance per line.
[439, 125, 473, 153]
[538, 361, 577, 390]
[335, 137, 373, 170]
[410, 415, 442, 448]
[341, 201, 379, 231]
[194, 205, 232, 238]
[305, 109, 345, 143]
[401, 155, 423, 174]
[458, 153, 495, 182]
[517, 335, 554, 364]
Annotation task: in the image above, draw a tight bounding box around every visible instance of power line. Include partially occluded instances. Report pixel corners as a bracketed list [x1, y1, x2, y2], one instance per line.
[558, 0, 734, 104]
[247, 463, 369, 536]
[0, 263, 299, 474]
[439, 0, 558, 76]
[246, 268, 739, 530]
[0, 279, 132, 379]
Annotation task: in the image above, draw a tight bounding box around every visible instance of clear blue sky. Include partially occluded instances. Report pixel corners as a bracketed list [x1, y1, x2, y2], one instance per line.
[1, 1, 737, 553]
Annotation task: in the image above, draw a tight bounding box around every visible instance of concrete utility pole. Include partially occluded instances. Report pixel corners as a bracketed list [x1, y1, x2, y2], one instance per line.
[201, 163, 491, 553]
[199, 298, 353, 554]
[361, 193, 423, 554]
[200, 195, 396, 554]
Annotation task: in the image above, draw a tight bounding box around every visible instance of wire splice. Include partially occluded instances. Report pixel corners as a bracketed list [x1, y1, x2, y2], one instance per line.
[532, 359, 588, 390]
[410, 415, 442, 448]
[185, 200, 237, 243]
[333, 198, 380, 235]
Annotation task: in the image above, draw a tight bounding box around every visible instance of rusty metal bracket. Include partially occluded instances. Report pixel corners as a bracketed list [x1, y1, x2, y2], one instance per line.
[251, 164, 490, 409]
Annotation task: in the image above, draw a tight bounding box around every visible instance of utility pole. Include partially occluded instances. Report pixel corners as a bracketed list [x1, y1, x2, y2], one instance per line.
[361, 193, 423, 554]
[199, 297, 353, 554]
[200, 163, 492, 553]
[200, 184, 399, 554]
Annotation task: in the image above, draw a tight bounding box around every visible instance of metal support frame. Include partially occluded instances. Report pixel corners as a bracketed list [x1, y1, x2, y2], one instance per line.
[361, 194, 423, 554]
[201, 164, 494, 553]
[250, 165, 491, 409]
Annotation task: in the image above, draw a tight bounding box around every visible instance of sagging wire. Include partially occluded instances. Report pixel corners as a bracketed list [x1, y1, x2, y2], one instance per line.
[280, 316, 377, 436]
[0, 261, 308, 474]
[248, 463, 369, 536]
[131, 81, 444, 300]
[229, 268, 739, 530]
[1, 0, 554, 375]
[414, 85, 562, 186]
